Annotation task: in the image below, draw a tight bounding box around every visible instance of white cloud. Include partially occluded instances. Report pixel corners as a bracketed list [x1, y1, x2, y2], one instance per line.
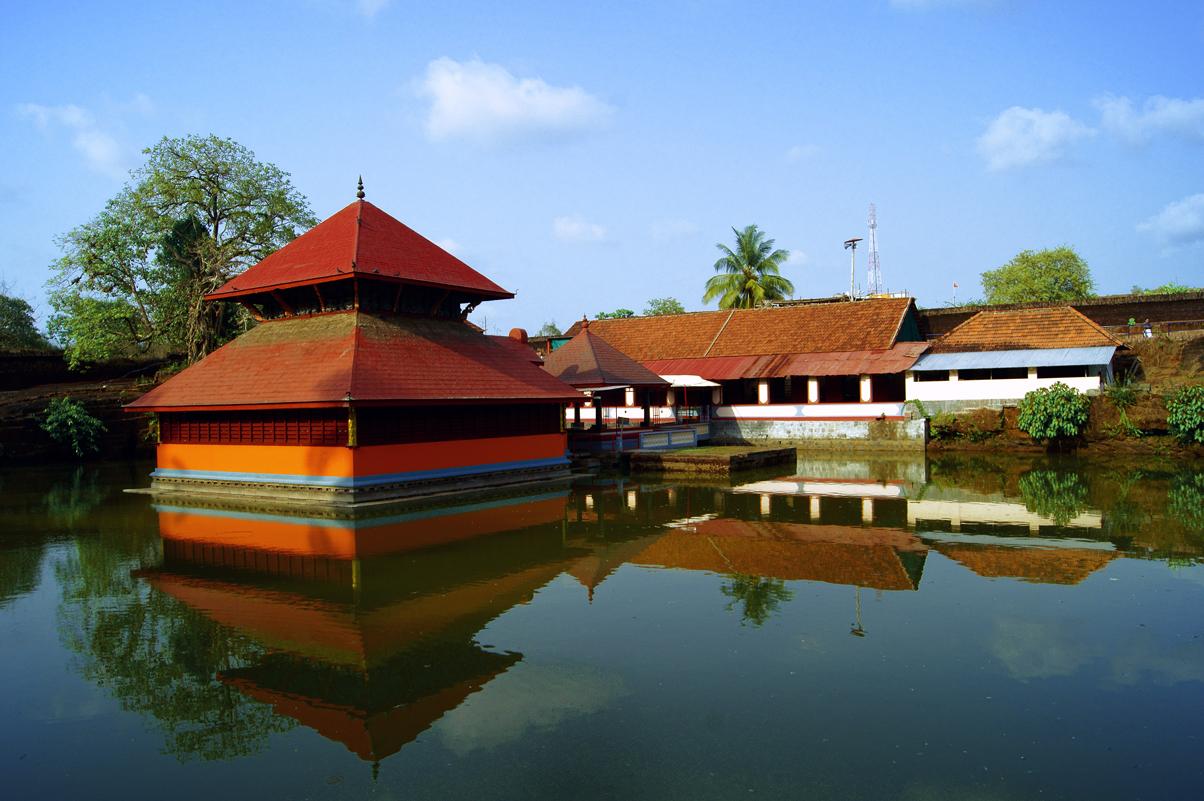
[650, 218, 699, 241]
[553, 214, 607, 243]
[1095, 94, 1204, 144]
[785, 143, 819, 163]
[436, 662, 627, 755]
[417, 57, 614, 144]
[976, 106, 1094, 171]
[434, 238, 461, 254]
[355, 0, 390, 16]
[1137, 193, 1204, 248]
[16, 102, 126, 178]
[784, 249, 808, 267]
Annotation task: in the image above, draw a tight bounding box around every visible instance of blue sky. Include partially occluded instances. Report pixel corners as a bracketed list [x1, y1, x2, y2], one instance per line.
[2, 0, 1203, 335]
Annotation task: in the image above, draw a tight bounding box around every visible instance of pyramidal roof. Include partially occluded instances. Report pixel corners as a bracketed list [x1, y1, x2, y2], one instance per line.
[206, 198, 512, 301]
[543, 327, 669, 389]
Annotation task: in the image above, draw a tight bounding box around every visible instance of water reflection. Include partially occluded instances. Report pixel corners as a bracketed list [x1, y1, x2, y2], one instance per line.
[3, 453, 1203, 798]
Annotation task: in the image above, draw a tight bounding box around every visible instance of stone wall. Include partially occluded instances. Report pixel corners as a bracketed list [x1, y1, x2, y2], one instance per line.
[711, 417, 927, 450]
[918, 291, 1204, 339]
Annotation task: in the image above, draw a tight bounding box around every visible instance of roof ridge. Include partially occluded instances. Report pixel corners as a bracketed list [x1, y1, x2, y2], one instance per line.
[702, 309, 736, 357]
[1064, 305, 1124, 345]
[351, 199, 363, 273]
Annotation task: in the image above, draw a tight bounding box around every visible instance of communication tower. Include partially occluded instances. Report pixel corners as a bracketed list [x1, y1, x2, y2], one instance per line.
[866, 203, 882, 295]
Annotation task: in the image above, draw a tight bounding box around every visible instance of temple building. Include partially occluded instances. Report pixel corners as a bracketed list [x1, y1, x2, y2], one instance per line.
[126, 183, 578, 504]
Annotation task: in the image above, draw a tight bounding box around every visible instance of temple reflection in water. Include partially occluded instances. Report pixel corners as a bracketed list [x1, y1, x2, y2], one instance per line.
[137, 454, 1163, 765]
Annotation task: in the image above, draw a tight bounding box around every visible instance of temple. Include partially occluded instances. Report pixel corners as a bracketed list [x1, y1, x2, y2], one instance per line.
[126, 182, 578, 504]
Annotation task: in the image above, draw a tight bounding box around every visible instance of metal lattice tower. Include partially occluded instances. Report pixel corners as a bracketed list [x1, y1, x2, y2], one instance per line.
[866, 203, 882, 295]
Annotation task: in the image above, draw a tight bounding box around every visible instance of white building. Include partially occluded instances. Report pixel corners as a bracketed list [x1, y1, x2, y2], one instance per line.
[906, 306, 1123, 408]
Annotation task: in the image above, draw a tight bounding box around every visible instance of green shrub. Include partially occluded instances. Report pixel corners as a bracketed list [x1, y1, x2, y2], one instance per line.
[930, 412, 959, 440]
[1167, 385, 1204, 445]
[41, 396, 107, 458]
[1017, 383, 1089, 442]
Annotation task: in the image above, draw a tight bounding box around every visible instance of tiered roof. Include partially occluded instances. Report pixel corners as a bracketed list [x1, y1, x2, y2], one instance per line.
[543, 327, 670, 389]
[128, 313, 577, 411]
[207, 199, 511, 301]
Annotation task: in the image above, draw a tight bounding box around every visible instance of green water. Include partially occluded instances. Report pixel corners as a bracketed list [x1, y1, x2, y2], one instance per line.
[2, 454, 1203, 800]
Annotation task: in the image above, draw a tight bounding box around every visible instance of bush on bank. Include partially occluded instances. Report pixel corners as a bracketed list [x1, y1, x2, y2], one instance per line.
[1018, 383, 1090, 443]
[1167, 385, 1204, 445]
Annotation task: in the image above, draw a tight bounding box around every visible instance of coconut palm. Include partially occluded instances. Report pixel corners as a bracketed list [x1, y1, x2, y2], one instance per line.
[703, 225, 794, 308]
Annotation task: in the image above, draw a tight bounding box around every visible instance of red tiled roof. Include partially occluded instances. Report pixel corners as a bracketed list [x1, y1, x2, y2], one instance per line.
[207, 200, 512, 300]
[934, 543, 1115, 585]
[562, 298, 917, 362]
[543, 329, 670, 388]
[643, 342, 929, 379]
[488, 334, 544, 365]
[126, 311, 579, 410]
[931, 306, 1123, 352]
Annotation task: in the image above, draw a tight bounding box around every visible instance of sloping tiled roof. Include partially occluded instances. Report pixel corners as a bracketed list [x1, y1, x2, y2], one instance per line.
[543, 328, 670, 388]
[207, 200, 512, 300]
[930, 306, 1122, 353]
[933, 543, 1114, 585]
[630, 519, 927, 591]
[643, 342, 929, 380]
[563, 298, 917, 362]
[127, 311, 579, 410]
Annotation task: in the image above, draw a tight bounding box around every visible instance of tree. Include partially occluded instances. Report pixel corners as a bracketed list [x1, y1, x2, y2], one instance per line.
[720, 574, 794, 626]
[537, 321, 562, 337]
[48, 134, 316, 367]
[596, 308, 635, 319]
[643, 297, 685, 316]
[1130, 282, 1198, 296]
[0, 290, 49, 350]
[980, 246, 1094, 305]
[703, 225, 794, 309]
[1017, 383, 1090, 444]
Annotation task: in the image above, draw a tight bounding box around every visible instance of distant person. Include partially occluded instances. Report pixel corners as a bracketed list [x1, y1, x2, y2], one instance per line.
[1143, 319, 1153, 338]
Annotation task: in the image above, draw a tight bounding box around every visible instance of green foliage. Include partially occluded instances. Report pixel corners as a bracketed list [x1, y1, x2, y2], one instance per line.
[1104, 372, 1143, 437]
[1017, 383, 1090, 442]
[40, 396, 107, 458]
[1130, 282, 1198, 296]
[1018, 470, 1090, 526]
[1168, 472, 1204, 531]
[0, 291, 49, 350]
[720, 574, 793, 626]
[537, 321, 562, 337]
[703, 225, 794, 309]
[930, 412, 960, 440]
[643, 296, 685, 316]
[596, 308, 635, 319]
[1167, 385, 1204, 445]
[981, 246, 1094, 305]
[48, 134, 316, 367]
[904, 398, 930, 420]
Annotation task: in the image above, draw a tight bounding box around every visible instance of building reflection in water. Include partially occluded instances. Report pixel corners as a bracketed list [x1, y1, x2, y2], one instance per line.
[137, 457, 1143, 764]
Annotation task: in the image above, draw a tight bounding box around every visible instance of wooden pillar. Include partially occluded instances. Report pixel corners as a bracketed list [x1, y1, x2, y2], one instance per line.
[859, 374, 873, 403]
[573, 402, 581, 426]
[757, 380, 770, 405]
[642, 389, 651, 427]
[807, 377, 820, 404]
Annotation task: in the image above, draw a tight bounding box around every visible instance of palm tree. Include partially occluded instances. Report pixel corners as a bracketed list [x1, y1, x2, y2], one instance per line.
[703, 225, 795, 308]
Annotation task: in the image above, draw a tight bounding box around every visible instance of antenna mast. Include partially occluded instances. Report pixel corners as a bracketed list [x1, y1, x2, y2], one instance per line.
[867, 203, 882, 295]
[843, 237, 862, 299]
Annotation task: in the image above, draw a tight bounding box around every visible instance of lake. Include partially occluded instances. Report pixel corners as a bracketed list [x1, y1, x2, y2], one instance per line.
[2, 454, 1202, 800]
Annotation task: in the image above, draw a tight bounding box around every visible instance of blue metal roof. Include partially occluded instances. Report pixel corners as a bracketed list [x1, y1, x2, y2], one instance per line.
[911, 346, 1116, 372]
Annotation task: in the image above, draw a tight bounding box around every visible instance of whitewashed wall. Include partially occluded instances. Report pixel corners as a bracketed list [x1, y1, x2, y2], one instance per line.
[905, 369, 1105, 403]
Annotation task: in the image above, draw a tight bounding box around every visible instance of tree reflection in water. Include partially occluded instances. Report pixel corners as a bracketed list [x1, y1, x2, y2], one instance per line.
[54, 530, 292, 761]
[720, 574, 794, 627]
[1169, 472, 1204, 532]
[1018, 469, 1090, 527]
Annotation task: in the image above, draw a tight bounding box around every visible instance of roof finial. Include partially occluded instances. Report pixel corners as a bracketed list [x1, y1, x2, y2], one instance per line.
[356, 175, 365, 200]
[581, 314, 589, 330]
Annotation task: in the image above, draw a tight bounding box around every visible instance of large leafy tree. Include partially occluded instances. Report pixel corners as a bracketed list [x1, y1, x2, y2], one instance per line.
[981, 246, 1094, 305]
[48, 134, 316, 367]
[0, 290, 49, 350]
[643, 297, 685, 316]
[703, 225, 794, 308]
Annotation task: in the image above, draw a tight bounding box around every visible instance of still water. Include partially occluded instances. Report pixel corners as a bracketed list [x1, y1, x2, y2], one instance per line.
[2, 454, 1203, 800]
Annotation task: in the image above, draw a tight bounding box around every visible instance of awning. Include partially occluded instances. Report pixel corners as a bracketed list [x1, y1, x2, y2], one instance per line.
[643, 342, 928, 380]
[660, 374, 721, 388]
[911, 346, 1116, 372]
